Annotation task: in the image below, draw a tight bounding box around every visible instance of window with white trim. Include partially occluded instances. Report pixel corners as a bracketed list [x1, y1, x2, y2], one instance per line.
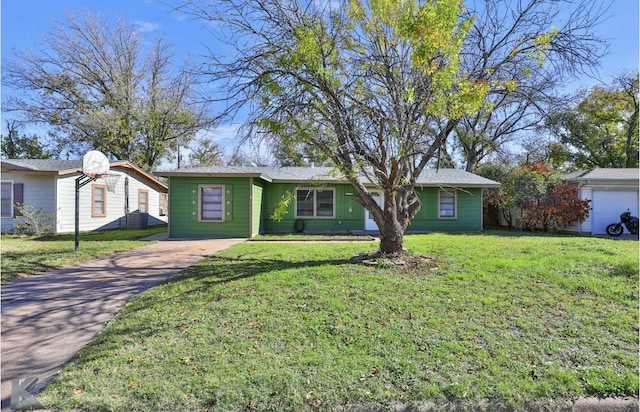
[199, 185, 225, 221]
[295, 188, 335, 218]
[1, 181, 13, 217]
[439, 189, 456, 218]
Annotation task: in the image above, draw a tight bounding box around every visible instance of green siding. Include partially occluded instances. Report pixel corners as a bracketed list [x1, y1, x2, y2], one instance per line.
[251, 179, 264, 236]
[168, 178, 484, 238]
[168, 177, 251, 238]
[409, 187, 483, 232]
[262, 183, 364, 233]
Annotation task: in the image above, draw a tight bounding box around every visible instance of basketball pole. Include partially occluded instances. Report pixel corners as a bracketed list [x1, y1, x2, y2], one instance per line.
[75, 174, 96, 252]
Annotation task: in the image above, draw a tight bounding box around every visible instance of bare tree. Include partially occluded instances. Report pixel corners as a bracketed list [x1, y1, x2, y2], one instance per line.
[2, 11, 213, 171]
[450, 0, 608, 171]
[177, 0, 606, 254]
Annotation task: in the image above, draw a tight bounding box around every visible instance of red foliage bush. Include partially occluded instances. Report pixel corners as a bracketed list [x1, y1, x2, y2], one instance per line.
[521, 182, 591, 231]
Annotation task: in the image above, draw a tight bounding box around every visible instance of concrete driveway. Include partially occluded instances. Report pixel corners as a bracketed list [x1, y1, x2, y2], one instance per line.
[1, 237, 244, 410]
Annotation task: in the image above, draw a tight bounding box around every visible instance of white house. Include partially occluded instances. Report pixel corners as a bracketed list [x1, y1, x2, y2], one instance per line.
[1, 159, 168, 234]
[565, 168, 639, 235]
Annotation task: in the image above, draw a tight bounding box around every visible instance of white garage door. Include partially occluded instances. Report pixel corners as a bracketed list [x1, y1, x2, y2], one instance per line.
[591, 190, 639, 234]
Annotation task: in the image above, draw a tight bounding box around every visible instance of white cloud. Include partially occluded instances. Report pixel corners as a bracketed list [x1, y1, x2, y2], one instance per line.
[195, 123, 243, 148]
[134, 20, 161, 33]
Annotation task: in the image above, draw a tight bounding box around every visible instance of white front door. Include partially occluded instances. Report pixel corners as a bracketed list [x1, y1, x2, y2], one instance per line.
[364, 190, 384, 231]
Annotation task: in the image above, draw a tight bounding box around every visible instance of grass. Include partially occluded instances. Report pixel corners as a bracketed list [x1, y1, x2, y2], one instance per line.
[38, 232, 638, 411]
[1, 226, 167, 283]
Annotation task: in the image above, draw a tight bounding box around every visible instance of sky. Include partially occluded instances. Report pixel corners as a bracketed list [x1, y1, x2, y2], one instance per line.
[1, 0, 639, 164]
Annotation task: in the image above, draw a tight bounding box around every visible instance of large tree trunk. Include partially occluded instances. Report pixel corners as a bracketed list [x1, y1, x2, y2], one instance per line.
[378, 216, 405, 255]
[377, 187, 414, 255]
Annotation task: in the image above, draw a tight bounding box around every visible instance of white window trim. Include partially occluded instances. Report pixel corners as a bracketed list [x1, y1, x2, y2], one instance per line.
[295, 187, 336, 219]
[1, 180, 13, 218]
[198, 184, 225, 222]
[438, 188, 457, 219]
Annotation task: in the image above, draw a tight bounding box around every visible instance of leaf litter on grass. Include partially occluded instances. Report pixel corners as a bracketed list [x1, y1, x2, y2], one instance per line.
[37, 234, 639, 411]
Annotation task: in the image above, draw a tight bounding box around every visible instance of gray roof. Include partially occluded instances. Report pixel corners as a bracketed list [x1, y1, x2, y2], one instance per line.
[566, 168, 639, 182]
[154, 166, 500, 187]
[2, 159, 167, 190]
[1, 159, 82, 172]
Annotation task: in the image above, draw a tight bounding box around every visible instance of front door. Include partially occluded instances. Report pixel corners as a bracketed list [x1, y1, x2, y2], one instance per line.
[364, 190, 384, 231]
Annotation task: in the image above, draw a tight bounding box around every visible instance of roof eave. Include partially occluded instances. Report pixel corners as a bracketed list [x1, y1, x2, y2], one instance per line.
[416, 183, 501, 188]
[568, 178, 639, 185]
[111, 162, 168, 191]
[154, 171, 273, 183]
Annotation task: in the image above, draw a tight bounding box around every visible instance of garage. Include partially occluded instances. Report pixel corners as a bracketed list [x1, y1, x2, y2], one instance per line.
[591, 190, 639, 234]
[566, 168, 639, 236]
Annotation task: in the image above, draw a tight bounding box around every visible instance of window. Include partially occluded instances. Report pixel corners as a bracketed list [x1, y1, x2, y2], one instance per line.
[295, 188, 335, 218]
[159, 193, 168, 216]
[138, 189, 149, 213]
[439, 189, 456, 218]
[1, 182, 12, 218]
[199, 185, 224, 221]
[92, 184, 107, 217]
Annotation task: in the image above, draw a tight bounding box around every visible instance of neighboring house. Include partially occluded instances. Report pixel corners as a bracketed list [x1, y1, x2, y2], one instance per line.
[1, 159, 168, 234]
[565, 168, 639, 235]
[154, 166, 500, 239]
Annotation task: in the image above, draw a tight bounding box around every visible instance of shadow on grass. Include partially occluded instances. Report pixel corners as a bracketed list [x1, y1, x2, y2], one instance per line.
[608, 262, 640, 278]
[1, 256, 58, 282]
[28, 228, 166, 242]
[66, 254, 357, 365]
[165, 254, 354, 287]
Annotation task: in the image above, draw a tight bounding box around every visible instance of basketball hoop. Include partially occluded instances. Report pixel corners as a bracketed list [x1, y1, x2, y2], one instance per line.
[99, 173, 121, 193]
[82, 150, 110, 178]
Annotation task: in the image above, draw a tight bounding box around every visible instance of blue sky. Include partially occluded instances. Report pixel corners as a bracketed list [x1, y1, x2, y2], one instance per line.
[1, 0, 638, 159]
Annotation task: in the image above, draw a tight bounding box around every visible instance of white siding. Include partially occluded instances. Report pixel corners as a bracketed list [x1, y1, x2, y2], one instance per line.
[122, 171, 168, 227]
[56, 170, 167, 233]
[579, 187, 592, 233]
[566, 186, 592, 233]
[0, 172, 57, 233]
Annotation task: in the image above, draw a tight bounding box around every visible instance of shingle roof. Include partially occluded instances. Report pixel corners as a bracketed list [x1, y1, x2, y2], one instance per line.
[154, 166, 500, 187]
[2, 159, 167, 191]
[566, 168, 639, 182]
[1, 159, 82, 172]
[414, 169, 500, 187]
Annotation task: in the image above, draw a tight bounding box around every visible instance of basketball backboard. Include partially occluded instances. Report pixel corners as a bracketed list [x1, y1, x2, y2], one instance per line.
[82, 150, 110, 178]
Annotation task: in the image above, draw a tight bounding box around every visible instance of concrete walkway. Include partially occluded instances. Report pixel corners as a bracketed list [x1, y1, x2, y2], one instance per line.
[1, 237, 244, 410]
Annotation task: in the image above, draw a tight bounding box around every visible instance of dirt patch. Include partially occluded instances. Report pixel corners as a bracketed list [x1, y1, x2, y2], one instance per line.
[350, 251, 438, 272]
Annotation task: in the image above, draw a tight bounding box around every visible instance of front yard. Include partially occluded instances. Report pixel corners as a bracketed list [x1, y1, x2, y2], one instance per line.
[0, 227, 167, 283]
[37, 233, 638, 411]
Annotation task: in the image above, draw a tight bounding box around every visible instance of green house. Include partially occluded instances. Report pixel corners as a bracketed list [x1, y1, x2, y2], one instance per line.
[153, 166, 500, 239]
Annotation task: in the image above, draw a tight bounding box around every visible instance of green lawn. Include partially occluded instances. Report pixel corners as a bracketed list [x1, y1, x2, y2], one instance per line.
[38, 233, 638, 411]
[1, 227, 166, 283]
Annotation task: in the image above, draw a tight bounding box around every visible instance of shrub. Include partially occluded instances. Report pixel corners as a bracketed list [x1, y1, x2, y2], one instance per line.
[521, 182, 591, 231]
[13, 204, 56, 236]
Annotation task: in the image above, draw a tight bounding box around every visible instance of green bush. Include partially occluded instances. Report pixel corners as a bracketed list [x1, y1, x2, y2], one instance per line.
[13, 203, 56, 236]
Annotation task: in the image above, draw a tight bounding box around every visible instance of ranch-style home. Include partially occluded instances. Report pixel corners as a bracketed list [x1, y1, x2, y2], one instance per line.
[154, 166, 500, 238]
[1, 159, 168, 234]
